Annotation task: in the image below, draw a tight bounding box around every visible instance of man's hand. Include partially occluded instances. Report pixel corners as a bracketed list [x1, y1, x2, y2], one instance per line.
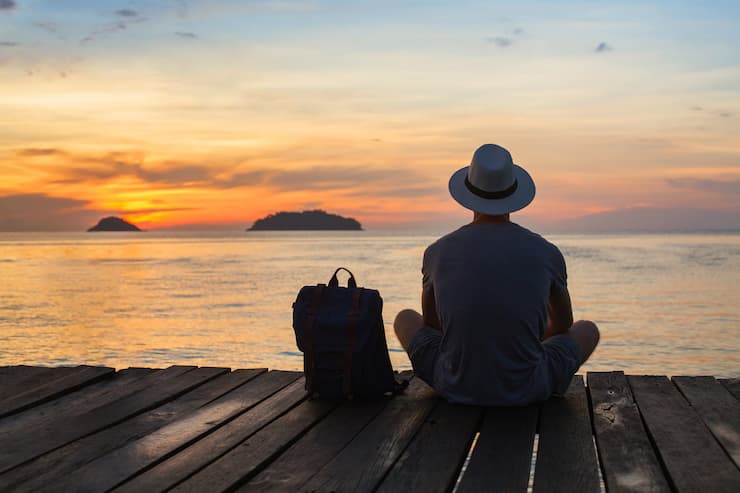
[544, 286, 574, 339]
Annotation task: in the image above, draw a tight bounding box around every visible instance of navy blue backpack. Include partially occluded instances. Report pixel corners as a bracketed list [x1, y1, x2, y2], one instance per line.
[292, 267, 406, 400]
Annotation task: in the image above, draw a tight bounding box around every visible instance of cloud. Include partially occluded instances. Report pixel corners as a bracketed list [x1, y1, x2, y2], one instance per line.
[0, 1, 16, 11]
[666, 177, 740, 196]
[81, 10, 147, 44]
[16, 147, 62, 156]
[0, 41, 18, 47]
[595, 42, 612, 53]
[0, 193, 109, 231]
[513, 27, 524, 35]
[691, 106, 703, 111]
[52, 158, 215, 186]
[214, 165, 443, 203]
[34, 22, 66, 41]
[11, 148, 215, 187]
[115, 9, 139, 17]
[0, 193, 200, 231]
[719, 112, 732, 118]
[216, 165, 430, 193]
[174, 31, 198, 39]
[81, 23, 127, 44]
[486, 36, 513, 48]
[13, 147, 441, 207]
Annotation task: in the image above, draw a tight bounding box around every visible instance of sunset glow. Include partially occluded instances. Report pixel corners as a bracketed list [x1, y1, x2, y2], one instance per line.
[1, 1, 739, 230]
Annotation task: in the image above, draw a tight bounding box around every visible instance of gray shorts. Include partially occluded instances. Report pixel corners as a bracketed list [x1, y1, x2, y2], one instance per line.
[541, 333, 581, 396]
[408, 327, 581, 399]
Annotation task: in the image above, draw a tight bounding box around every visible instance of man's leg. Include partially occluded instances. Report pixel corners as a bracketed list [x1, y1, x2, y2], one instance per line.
[394, 309, 442, 387]
[542, 320, 600, 397]
[393, 309, 425, 352]
[567, 319, 600, 364]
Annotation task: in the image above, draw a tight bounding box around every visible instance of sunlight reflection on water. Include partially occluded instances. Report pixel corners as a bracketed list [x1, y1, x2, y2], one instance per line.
[0, 231, 738, 376]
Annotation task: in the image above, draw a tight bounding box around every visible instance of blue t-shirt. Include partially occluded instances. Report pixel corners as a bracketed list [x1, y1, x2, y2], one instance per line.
[422, 221, 568, 405]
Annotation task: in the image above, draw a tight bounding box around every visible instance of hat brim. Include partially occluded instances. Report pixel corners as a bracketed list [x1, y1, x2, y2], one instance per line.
[448, 164, 536, 215]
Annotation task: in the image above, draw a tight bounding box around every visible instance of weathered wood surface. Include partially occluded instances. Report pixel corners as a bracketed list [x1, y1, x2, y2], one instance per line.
[719, 378, 740, 400]
[0, 366, 737, 493]
[534, 375, 601, 493]
[629, 375, 740, 493]
[588, 372, 670, 493]
[454, 404, 536, 493]
[674, 376, 740, 468]
[4, 369, 266, 493]
[377, 399, 482, 493]
[0, 365, 114, 419]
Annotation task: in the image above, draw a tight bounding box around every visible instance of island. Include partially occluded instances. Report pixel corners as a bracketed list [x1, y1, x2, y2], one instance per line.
[87, 216, 142, 232]
[248, 210, 362, 231]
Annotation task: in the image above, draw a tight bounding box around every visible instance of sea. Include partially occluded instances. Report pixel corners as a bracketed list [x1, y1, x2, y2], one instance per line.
[1, 230, 738, 377]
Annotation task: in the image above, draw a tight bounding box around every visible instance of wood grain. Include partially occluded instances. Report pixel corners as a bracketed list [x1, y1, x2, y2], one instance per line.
[673, 376, 740, 468]
[533, 375, 600, 493]
[588, 371, 670, 493]
[298, 377, 438, 493]
[456, 404, 538, 493]
[0, 365, 114, 419]
[3, 369, 265, 493]
[112, 375, 308, 493]
[43, 371, 300, 493]
[377, 400, 482, 493]
[629, 375, 740, 493]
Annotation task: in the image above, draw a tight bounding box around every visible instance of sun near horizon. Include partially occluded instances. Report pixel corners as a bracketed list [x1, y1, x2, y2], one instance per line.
[1, 1, 739, 232]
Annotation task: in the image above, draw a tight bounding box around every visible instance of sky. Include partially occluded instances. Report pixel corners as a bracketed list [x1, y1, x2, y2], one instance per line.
[0, 0, 739, 231]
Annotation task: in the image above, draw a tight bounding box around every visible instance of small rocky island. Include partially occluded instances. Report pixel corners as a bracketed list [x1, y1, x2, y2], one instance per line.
[248, 210, 362, 231]
[87, 216, 142, 232]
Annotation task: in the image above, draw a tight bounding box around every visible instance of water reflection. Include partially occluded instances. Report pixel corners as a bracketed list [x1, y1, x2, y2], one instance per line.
[0, 232, 738, 376]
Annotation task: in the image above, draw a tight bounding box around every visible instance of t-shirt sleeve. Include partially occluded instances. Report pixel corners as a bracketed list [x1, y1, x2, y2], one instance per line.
[551, 245, 568, 294]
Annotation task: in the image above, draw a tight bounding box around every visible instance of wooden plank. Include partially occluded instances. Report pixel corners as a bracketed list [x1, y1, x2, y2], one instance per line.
[0, 367, 157, 436]
[719, 378, 740, 400]
[629, 375, 740, 493]
[2, 369, 266, 493]
[112, 375, 309, 493]
[45, 371, 302, 493]
[456, 405, 538, 493]
[238, 399, 390, 492]
[0, 366, 225, 474]
[0, 365, 114, 418]
[673, 376, 740, 468]
[533, 375, 600, 493]
[0, 366, 70, 399]
[170, 398, 337, 493]
[377, 401, 483, 493]
[298, 377, 438, 492]
[119, 367, 159, 378]
[588, 372, 670, 493]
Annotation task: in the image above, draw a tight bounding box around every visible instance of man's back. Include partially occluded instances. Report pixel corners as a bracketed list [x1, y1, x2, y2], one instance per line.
[423, 221, 567, 405]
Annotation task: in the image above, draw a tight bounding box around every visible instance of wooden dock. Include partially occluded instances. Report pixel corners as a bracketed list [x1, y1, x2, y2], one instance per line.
[0, 365, 738, 493]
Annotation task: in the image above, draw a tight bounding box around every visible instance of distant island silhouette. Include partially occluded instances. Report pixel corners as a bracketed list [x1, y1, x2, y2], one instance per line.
[87, 216, 142, 232]
[248, 210, 362, 231]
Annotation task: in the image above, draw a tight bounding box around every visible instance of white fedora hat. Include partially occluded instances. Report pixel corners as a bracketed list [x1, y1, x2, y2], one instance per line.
[448, 144, 536, 215]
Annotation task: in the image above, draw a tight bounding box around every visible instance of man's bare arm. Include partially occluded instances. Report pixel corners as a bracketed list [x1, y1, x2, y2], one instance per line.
[544, 286, 574, 339]
[422, 284, 442, 331]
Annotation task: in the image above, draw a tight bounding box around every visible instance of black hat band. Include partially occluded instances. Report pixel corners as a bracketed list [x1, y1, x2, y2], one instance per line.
[464, 175, 518, 200]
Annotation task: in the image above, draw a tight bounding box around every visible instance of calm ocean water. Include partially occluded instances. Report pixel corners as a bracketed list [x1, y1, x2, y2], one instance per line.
[0, 230, 738, 376]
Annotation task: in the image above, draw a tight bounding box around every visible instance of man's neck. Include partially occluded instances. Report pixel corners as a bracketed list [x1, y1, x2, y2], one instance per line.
[472, 212, 510, 224]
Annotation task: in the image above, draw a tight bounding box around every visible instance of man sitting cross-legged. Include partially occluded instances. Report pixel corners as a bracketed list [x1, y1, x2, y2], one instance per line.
[394, 144, 600, 406]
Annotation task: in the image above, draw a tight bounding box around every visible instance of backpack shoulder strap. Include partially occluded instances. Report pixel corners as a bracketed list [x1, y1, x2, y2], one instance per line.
[304, 284, 324, 395]
[343, 288, 362, 398]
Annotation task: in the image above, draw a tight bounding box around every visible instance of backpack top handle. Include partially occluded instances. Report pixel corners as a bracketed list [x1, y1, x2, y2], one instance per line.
[328, 267, 357, 289]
